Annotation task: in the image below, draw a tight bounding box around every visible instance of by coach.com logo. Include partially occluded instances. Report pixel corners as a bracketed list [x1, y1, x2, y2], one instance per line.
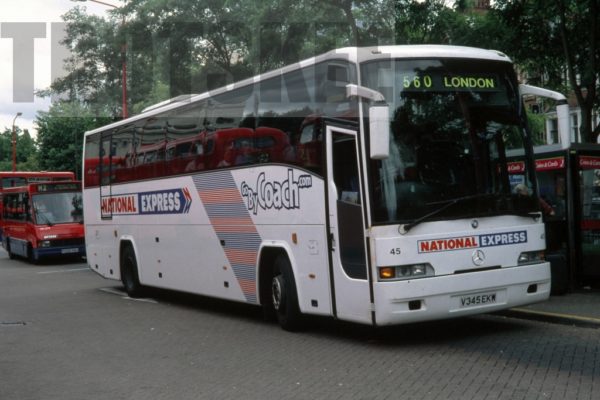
[241, 169, 312, 215]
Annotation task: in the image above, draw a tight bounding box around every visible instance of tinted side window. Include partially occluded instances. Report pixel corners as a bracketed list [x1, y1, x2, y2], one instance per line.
[3, 193, 28, 221]
[166, 101, 207, 174]
[135, 117, 167, 180]
[83, 133, 101, 187]
[112, 126, 135, 184]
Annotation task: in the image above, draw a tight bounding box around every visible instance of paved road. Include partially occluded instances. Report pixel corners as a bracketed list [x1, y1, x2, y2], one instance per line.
[1, 251, 598, 400]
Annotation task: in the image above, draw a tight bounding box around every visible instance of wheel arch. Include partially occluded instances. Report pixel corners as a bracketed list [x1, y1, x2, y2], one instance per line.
[119, 236, 139, 282]
[257, 242, 296, 306]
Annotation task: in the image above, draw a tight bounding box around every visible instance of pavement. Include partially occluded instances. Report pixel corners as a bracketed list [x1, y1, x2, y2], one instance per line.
[499, 287, 600, 328]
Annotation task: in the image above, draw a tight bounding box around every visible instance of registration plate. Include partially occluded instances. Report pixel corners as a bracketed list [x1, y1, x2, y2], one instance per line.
[61, 248, 79, 254]
[459, 292, 497, 308]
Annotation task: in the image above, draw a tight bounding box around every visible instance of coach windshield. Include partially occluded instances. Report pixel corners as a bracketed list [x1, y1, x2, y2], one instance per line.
[361, 58, 538, 225]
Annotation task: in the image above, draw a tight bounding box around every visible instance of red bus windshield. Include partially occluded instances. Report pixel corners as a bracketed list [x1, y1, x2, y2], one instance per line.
[32, 191, 83, 225]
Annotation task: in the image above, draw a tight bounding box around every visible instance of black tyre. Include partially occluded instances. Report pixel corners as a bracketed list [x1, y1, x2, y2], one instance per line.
[271, 255, 302, 331]
[548, 251, 569, 295]
[6, 239, 15, 260]
[121, 245, 144, 298]
[27, 243, 38, 264]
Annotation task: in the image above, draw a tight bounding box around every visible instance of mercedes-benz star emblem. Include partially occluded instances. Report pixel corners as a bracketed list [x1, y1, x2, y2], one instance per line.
[472, 249, 485, 266]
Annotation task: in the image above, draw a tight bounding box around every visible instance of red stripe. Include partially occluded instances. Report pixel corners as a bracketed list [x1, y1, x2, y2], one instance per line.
[225, 249, 258, 264]
[581, 220, 600, 230]
[214, 225, 258, 233]
[199, 188, 242, 203]
[238, 279, 257, 295]
[210, 217, 254, 225]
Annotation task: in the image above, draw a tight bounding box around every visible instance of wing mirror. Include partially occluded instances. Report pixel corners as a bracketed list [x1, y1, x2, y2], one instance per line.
[346, 84, 390, 159]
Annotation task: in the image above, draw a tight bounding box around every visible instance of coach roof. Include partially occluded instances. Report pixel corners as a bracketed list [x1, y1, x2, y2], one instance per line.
[84, 45, 512, 137]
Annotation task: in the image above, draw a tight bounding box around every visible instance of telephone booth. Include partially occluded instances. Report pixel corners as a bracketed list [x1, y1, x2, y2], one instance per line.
[520, 144, 600, 291]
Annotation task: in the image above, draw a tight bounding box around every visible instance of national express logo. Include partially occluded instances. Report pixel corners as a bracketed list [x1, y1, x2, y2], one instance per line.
[418, 231, 528, 253]
[101, 188, 192, 217]
[240, 169, 313, 215]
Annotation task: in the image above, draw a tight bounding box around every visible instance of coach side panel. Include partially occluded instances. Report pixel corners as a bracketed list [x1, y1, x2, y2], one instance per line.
[83, 166, 332, 316]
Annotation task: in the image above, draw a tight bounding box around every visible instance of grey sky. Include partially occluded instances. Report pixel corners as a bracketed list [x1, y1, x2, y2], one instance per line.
[0, 0, 110, 137]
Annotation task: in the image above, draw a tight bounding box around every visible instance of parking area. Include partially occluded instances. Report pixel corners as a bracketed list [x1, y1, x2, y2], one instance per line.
[1, 252, 599, 400]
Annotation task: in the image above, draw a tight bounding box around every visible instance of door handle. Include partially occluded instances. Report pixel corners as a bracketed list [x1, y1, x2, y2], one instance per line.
[329, 232, 336, 251]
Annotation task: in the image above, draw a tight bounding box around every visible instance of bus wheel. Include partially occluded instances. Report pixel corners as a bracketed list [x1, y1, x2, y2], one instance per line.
[27, 243, 38, 264]
[121, 245, 144, 298]
[272, 255, 302, 331]
[6, 240, 15, 260]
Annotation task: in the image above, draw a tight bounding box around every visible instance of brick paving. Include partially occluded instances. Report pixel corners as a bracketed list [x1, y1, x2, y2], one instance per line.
[1, 257, 598, 400]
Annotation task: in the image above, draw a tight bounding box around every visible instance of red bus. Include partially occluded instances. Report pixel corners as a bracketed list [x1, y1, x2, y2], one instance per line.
[0, 171, 76, 189]
[0, 171, 76, 241]
[1, 181, 85, 262]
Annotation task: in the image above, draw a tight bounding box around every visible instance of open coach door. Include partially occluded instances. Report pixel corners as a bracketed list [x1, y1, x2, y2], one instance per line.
[325, 121, 373, 324]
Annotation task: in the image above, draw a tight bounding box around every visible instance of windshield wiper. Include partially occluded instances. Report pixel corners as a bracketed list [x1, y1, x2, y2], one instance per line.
[399, 193, 538, 234]
[37, 213, 54, 226]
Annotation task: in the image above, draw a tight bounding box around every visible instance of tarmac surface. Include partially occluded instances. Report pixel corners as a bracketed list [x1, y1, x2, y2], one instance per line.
[501, 287, 600, 329]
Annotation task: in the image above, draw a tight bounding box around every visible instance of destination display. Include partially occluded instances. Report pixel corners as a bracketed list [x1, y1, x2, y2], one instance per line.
[399, 71, 500, 93]
[35, 182, 80, 193]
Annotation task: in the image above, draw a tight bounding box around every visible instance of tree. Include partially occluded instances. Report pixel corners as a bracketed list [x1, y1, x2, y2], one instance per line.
[35, 102, 113, 178]
[395, 0, 459, 44]
[49, 7, 126, 118]
[493, 0, 600, 143]
[556, 0, 599, 143]
[0, 128, 39, 171]
[49, 0, 398, 116]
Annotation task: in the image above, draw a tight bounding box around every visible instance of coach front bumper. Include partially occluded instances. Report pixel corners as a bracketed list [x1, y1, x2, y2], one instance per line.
[373, 262, 550, 326]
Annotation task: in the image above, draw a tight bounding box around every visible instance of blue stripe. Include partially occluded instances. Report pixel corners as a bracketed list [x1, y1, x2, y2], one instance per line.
[193, 171, 237, 190]
[193, 169, 261, 304]
[204, 203, 249, 216]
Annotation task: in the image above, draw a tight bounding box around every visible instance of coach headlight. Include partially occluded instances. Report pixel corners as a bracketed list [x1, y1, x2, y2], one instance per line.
[378, 263, 434, 281]
[518, 250, 545, 265]
[39, 240, 52, 248]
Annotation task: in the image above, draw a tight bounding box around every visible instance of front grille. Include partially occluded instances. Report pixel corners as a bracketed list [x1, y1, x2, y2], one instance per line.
[454, 265, 501, 274]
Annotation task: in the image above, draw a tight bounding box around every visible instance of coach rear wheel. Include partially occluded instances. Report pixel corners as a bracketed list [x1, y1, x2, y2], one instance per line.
[121, 245, 144, 298]
[272, 275, 284, 311]
[271, 255, 302, 331]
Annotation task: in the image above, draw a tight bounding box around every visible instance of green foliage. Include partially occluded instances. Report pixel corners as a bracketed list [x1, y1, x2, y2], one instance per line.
[48, 7, 125, 118]
[527, 112, 547, 146]
[34, 102, 113, 178]
[0, 128, 39, 171]
[50, 0, 397, 116]
[395, 0, 459, 44]
[42, 0, 598, 146]
[492, 0, 600, 143]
